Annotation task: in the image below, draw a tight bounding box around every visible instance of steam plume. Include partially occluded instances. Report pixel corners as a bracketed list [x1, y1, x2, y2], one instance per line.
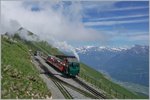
[53, 41, 80, 61]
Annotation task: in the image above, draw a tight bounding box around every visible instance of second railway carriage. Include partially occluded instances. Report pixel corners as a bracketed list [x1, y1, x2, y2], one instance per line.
[46, 55, 80, 77]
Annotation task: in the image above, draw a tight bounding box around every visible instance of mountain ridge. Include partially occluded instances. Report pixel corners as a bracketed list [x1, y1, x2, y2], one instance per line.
[76, 45, 148, 53]
[76, 44, 149, 95]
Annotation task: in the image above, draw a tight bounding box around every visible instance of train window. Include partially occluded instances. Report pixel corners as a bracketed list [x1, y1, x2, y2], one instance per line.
[67, 58, 78, 63]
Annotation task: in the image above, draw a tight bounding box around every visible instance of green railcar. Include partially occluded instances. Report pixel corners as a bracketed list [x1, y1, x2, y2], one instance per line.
[55, 55, 80, 77]
[68, 62, 80, 76]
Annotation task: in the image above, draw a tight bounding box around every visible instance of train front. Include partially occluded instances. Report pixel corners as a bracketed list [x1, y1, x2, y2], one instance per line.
[66, 57, 80, 77]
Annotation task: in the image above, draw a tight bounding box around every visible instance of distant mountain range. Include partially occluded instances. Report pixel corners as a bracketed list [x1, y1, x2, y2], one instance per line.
[76, 45, 149, 87]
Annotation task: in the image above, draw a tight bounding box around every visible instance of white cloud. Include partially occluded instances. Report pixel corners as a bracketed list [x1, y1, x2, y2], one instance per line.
[82, 1, 116, 9]
[0, 14, 21, 34]
[1, 1, 111, 59]
[1, 1, 105, 42]
[82, 1, 148, 18]
[84, 19, 148, 26]
[81, 1, 116, 18]
[1, 1, 148, 48]
[111, 32, 149, 43]
[127, 33, 149, 41]
[106, 6, 149, 11]
[82, 1, 148, 12]
[89, 14, 149, 21]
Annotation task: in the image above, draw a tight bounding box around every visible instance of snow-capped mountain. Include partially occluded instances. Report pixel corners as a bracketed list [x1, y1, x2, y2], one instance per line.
[76, 45, 149, 90]
[76, 45, 148, 56]
[76, 46, 127, 54]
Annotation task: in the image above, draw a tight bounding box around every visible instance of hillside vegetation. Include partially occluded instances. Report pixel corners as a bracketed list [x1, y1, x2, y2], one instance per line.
[79, 63, 148, 99]
[26, 36, 147, 98]
[2, 33, 147, 99]
[1, 35, 51, 99]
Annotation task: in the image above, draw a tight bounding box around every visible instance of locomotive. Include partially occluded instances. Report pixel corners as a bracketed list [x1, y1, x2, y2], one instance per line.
[46, 55, 80, 77]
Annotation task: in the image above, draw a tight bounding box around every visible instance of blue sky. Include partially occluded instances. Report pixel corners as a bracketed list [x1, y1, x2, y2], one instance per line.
[1, 1, 149, 48]
[80, 1, 149, 47]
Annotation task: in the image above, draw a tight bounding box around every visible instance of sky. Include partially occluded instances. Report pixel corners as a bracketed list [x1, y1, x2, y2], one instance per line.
[1, 1, 149, 48]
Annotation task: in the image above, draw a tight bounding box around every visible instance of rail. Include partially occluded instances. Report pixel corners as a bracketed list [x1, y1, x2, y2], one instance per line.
[79, 72, 132, 99]
[73, 78, 107, 99]
[34, 56, 100, 99]
[52, 80, 73, 99]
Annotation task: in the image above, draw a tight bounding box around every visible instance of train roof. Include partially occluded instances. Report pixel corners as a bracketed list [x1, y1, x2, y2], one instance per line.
[48, 55, 79, 62]
[55, 55, 78, 62]
[48, 55, 62, 61]
[55, 55, 76, 58]
[67, 58, 78, 63]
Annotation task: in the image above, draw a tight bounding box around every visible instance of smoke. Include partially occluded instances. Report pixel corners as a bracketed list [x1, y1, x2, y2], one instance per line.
[1, 14, 80, 60]
[52, 41, 80, 61]
[1, 15, 80, 61]
[0, 1, 108, 61]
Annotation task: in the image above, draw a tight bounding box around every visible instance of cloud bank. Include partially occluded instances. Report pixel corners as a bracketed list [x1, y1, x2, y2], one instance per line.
[84, 19, 148, 26]
[1, 1, 148, 48]
[1, 1, 104, 42]
[1, 1, 106, 60]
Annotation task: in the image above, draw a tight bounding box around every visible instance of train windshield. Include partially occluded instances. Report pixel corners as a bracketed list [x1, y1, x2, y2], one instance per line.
[67, 58, 78, 63]
[69, 62, 79, 68]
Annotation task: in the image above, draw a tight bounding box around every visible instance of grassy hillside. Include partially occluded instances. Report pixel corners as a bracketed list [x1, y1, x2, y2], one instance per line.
[79, 63, 148, 99]
[2, 33, 148, 99]
[27, 36, 147, 99]
[1, 36, 51, 99]
[26, 41, 63, 55]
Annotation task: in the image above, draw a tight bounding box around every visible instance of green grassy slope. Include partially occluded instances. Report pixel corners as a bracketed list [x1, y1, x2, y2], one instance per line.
[1, 36, 51, 99]
[2, 33, 148, 99]
[24, 36, 148, 99]
[28, 37, 147, 99]
[80, 63, 148, 99]
[24, 41, 63, 56]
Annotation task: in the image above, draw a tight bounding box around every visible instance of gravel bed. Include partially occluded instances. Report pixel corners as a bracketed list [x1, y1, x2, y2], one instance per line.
[40, 74, 65, 99]
[35, 56, 106, 99]
[63, 85, 90, 99]
[32, 56, 65, 99]
[36, 56, 93, 94]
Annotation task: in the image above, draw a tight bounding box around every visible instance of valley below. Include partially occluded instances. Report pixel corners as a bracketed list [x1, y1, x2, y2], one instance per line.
[76, 45, 149, 96]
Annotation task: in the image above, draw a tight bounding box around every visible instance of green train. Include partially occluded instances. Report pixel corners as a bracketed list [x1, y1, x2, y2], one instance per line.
[46, 55, 80, 77]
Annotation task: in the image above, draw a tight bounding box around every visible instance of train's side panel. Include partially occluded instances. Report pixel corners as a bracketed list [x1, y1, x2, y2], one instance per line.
[46, 56, 65, 72]
[46, 55, 80, 77]
[68, 63, 80, 76]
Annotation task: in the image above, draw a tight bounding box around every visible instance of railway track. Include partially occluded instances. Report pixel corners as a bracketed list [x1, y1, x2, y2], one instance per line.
[34, 57, 73, 99]
[52, 80, 73, 99]
[35, 56, 106, 99]
[73, 78, 107, 99]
